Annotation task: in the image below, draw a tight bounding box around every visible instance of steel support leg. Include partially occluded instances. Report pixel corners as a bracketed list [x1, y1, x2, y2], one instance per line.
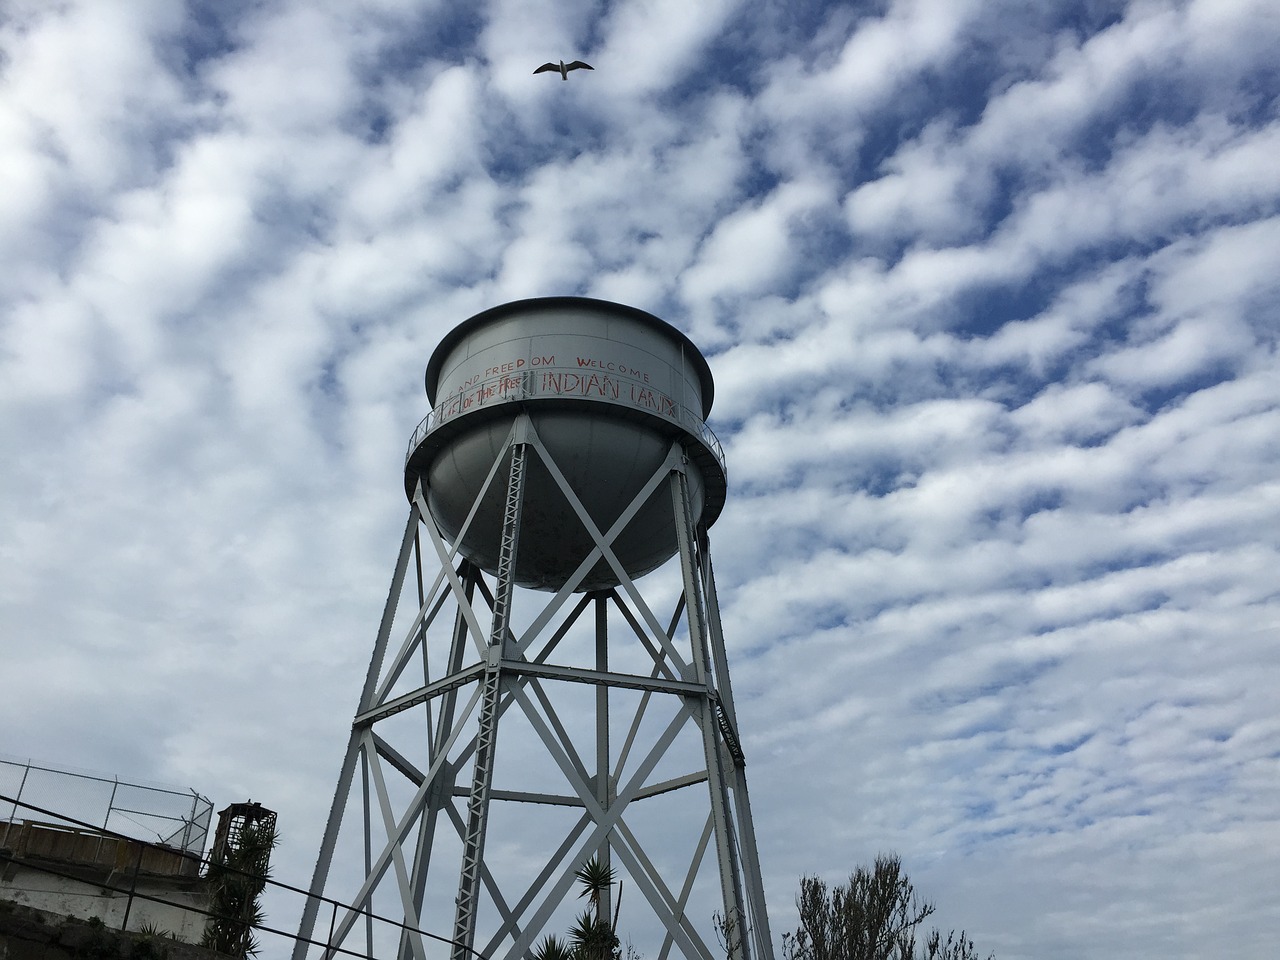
[702, 542, 775, 960]
[398, 564, 478, 960]
[294, 507, 421, 960]
[670, 466, 751, 960]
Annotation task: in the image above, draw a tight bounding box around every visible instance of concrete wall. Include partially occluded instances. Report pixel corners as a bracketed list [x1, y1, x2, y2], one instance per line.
[0, 864, 211, 944]
[0, 899, 222, 960]
[0, 821, 211, 945]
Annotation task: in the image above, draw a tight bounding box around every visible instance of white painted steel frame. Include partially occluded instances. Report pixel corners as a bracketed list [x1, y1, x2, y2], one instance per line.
[293, 415, 773, 960]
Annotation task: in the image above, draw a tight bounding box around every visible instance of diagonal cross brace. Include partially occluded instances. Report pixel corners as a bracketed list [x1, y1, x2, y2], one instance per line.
[514, 430, 691, 675]
[316, 679, 486, 957]
[501, 682, 711, 960]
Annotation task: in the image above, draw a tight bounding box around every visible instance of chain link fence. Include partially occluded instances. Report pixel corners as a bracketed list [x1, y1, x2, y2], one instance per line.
[0, 755, 212, 856]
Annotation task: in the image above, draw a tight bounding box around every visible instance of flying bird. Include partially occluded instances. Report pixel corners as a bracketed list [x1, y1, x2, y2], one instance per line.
[534, 59, 594, 80]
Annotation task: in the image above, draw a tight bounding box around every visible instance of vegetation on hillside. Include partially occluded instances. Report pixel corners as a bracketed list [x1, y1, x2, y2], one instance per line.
[782, 854, 993, 960]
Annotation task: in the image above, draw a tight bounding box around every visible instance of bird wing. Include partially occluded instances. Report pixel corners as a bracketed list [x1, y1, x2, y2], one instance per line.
[565, 61, 594, 71]
[533, 62, 559, 74]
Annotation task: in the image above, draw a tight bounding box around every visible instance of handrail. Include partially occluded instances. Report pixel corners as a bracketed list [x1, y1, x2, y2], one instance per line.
[404, 367, 727, 477]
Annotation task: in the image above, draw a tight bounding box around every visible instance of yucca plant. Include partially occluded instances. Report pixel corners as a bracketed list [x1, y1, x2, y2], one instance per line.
[569, 909, 619, 960]
[201, 820, 277, 958]
[532, 854, 624, 960]
[532, 934, 577, 960]
[574, 856, 616, 914]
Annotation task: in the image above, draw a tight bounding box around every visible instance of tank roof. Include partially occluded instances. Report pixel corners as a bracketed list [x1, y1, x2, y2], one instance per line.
[425, 297, 716, 417]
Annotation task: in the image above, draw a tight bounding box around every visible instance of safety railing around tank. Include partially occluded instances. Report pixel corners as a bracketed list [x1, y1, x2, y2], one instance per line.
[405, 367, 727, 476]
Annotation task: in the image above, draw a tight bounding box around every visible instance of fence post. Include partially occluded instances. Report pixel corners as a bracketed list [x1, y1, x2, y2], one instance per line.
[120, 841, 145, 933]
[9, 760, 32, 825]
[324, 899, 339, 960]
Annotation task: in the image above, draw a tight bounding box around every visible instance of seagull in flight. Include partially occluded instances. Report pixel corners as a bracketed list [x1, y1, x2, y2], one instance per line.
[534, 59, 594, 80]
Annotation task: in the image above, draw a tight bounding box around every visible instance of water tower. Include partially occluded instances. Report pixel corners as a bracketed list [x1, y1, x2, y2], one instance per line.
[294, 298, 773, 960]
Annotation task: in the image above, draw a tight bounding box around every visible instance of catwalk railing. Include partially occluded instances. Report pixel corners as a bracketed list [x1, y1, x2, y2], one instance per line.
[405, 366, 727, 478]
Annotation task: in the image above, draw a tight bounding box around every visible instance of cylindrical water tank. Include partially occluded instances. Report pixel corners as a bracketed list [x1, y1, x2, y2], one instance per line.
[405, 297, 727, 592]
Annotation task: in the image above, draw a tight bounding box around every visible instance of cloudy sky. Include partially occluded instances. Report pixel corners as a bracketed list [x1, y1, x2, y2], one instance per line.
[2, 0, 1278, 958]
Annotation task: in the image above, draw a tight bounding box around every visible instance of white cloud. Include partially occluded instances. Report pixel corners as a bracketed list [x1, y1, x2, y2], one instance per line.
[480, 0, 601, 96]
[342, 66, 488, 226]
[760, 0, 984, 116]
[201, 3, 363, 135]
[845, 119, 987, 245]
[681, 178, 835, 305]
[594, 0, 743, 96]
[1008, 380, 1142, 444]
